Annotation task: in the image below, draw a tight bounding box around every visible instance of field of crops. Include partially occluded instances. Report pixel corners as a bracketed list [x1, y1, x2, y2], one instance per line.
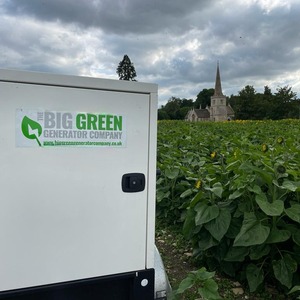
[156, 120, 300, 296]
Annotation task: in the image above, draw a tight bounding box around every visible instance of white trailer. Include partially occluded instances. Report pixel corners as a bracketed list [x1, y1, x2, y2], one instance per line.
[0, 69, 170, 300]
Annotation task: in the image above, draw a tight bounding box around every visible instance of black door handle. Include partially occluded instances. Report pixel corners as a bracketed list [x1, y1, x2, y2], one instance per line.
[122, 173, 145, 193]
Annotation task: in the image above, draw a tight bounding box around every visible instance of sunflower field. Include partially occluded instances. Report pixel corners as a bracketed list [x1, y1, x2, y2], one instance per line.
[156, 119, 300, 295]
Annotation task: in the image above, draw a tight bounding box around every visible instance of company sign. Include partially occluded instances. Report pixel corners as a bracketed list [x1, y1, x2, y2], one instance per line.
[16, 109, 126, 147]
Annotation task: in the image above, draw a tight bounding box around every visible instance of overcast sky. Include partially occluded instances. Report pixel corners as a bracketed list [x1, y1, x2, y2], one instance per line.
[1, 0, 300, 106]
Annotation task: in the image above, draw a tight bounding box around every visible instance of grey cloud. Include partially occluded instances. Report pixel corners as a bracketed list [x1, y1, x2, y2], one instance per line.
[196, 2, 300, 85]
[4, 0, 211, 34]
[1, 0, 300, 104]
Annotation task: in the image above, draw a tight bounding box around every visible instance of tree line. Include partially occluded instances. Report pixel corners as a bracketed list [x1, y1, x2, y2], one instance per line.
[115, 55, 300, 121]
[158, 85, 300, 120]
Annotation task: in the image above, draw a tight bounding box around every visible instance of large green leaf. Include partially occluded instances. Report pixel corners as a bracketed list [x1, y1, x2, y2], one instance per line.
[207, 182, 223, 198]
[226, 160, 241, 171]
[247, 185, 262, 194]
[233, 212, 270, 247]
[249, 244, 270, 260]
[281, 180, 299, 192]
[195, 203, 219, 226]
[246, 264, 264, 292]
[239, 163, 273, 185]
[180, 189, 193, 198]
[266, 227, 291, 244]
[198, 278, 222, 300]
[255, 194, 284, 216]
[194, 267, 215, 280]
[176, 274, 195, 294]
[205, 208, 231, 241]
[183, 208, 196, 239]
[198, 229, 219, 251]
[288, 285, 300, 295]
[164, 167, 180, 179]
[238, 201, 252, 214]
[225, 217, 243, 239]
[285, 204, 300, 223]
[156, 190, 170, 202]
[292, 231, 300, 246]
[273, 254, 297, 289]
[229, 189, 244, 200]
[224, 246, 249, 262]
[189, 191, 203, 208]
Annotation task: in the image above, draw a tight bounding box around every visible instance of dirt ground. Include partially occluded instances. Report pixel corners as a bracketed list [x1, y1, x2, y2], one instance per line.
[156, 228, 195, 288]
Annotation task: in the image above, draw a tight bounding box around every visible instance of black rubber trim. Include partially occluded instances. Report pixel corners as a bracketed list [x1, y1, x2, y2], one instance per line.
[0, 269, 155, 300]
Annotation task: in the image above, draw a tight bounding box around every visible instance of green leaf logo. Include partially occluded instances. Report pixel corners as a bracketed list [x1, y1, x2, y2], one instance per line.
[21, 116, 42, 146]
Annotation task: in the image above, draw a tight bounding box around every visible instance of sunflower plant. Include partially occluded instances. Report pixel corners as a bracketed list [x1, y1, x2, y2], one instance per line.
[156, 120, 300, 296]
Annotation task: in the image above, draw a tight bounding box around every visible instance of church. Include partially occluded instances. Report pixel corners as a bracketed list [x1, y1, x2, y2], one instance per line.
[185, 63, 235, 121]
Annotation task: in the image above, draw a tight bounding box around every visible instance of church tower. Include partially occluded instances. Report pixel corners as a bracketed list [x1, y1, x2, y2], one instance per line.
[185, 62, 235, 122]
[210, 62, 228, 121]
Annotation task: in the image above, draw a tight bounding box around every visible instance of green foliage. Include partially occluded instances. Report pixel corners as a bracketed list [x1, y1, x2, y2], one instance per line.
[158, 97, 194, 120]
[230, 84, 300, 120]
[234, 85, 257, 119]
[159, 85, 299, 120]
[288, 285, 300, 299]
[173, 267, 222, 300]
[116, 54, 137, 81]
[156, 120, 300, 295]
[195, 88, 214, 109]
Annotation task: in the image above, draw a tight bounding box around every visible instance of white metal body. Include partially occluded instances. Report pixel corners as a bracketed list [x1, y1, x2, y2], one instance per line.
[0, 69, 157, 292]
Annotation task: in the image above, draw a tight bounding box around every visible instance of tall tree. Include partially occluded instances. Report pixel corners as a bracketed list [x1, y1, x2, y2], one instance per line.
[235, 85, 257, 119]
[271, 86, 297, 119]
[264, 85, 272, 96]
[116, 54, 137, 81]
[163, 97, 181, 120]
[195, 88, 214, 109]
[157, 97, 194, 120]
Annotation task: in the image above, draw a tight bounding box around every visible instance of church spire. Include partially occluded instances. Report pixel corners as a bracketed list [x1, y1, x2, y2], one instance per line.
[213, 61, 223, 96]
